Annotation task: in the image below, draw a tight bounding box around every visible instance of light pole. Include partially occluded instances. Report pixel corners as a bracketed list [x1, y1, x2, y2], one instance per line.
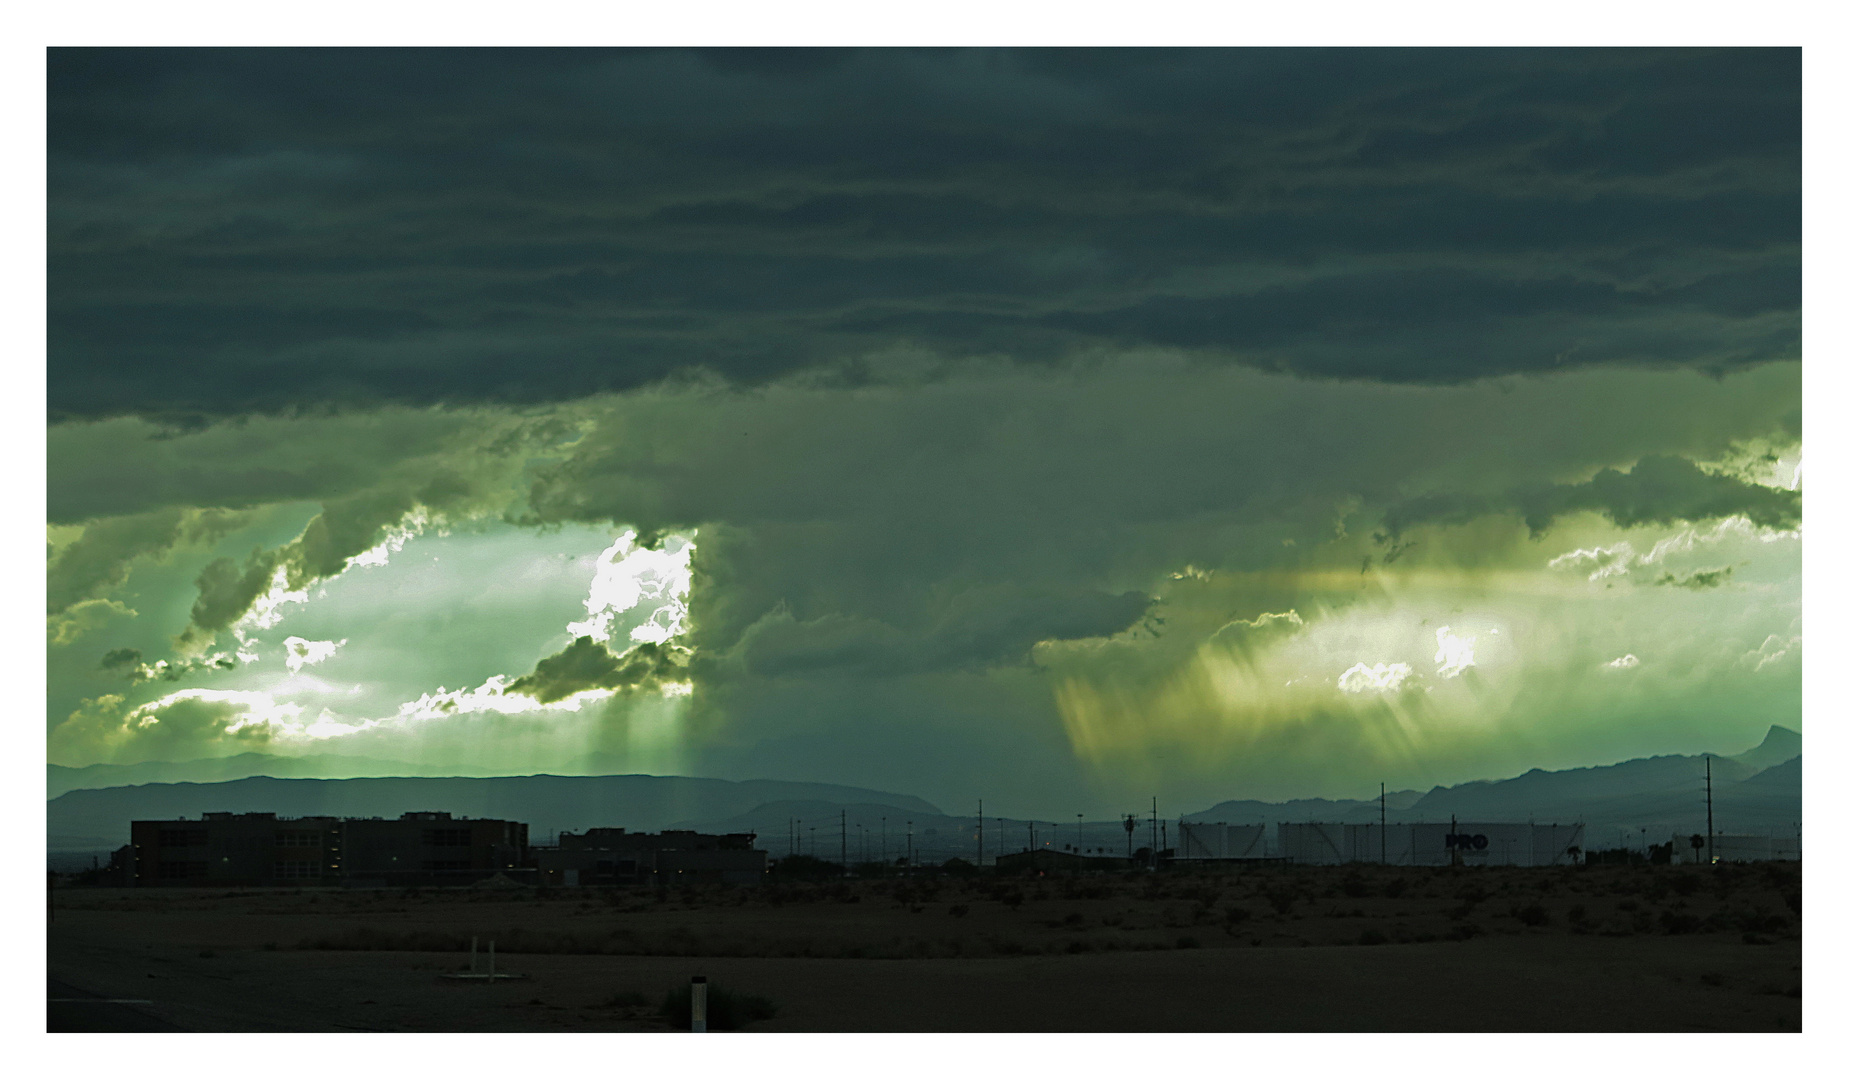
[1078, 813, 1084, 855]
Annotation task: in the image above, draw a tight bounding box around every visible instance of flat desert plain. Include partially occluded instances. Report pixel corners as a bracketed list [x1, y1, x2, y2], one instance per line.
[47, 862, 1800, 1032]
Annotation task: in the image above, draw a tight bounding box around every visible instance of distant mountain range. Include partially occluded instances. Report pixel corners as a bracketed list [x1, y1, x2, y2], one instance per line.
[45, 727, 1799, 858]
[1187, 726, 1800, 848]
[47, 753, 516, 800]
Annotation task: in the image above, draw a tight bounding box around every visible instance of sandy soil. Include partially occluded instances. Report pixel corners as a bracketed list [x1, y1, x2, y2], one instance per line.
[46, 862, 1800, 1032]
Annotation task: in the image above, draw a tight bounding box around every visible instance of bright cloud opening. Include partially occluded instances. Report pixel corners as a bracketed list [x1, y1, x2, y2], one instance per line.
[567, 530, 696, 645]
[1433, 626, 1477, 679]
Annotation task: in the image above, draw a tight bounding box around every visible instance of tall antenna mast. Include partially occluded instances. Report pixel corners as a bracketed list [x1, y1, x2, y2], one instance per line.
[977, 799, 983, 868]
[1151, 796, 1158, 871]
[1705, 755, 1714, 865]
[841, 809, 847, 870]
[1380, 782, 1387, 865]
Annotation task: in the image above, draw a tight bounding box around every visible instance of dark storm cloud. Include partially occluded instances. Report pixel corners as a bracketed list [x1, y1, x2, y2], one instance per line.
[507, 637, 689, 703]
[47, 506, 253, 615]
[1378, 454, 1802, 540]
[727, 586, 1155, 679]
[98, 646, 239, 685]
[1656, 566, 1735, 590]
[49, 47, 1797, 419]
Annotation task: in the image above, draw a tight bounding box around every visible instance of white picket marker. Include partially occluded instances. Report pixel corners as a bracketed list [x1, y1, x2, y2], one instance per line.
[691, 975, 707, 1032]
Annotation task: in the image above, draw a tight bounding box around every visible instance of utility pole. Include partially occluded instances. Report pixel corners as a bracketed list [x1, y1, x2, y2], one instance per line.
[1705, 755, 1715, 866]
[789, 817, 794, 858]
[906, 821, 913, 871]
[1151, 797, 1158, 871]
[1380, 782, 1387, 865]
[978, 800, 983, 868]
[881, 817, 886, 865]
[841, 810, 847, 871]
[1077, 813, 1084, 855]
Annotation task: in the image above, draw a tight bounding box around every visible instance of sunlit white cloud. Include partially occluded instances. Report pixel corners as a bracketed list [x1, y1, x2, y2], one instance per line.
[1547, 542, 1638, 580]
[1741, 634, 1799, 672]
[1548, 513, 1800, 582]
[220, 564, 312, 660]
[567, 530, 695, 645]
[388, 673, 615, 726]
[1338, 661, 1414, 694]
[1607, 654, 1640, 669]
[1433, 626, 1477, 679]
[283, 636, 346, 674]
[348, 507, 430, 569]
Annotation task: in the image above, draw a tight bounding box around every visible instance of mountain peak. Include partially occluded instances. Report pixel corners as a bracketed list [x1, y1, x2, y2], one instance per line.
[1733, 725, 1802, 770]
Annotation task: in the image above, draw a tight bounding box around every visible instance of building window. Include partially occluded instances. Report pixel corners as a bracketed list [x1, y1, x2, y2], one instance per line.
[422, 828, 472, 846]
[158, 829, 208, 846]
[275, 831, 323, 847]
[157, 861, 206, 879]
[272, 860, 322, 879]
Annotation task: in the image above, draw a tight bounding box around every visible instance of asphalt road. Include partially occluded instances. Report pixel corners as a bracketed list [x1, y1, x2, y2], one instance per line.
[47, 977, 186, 1032]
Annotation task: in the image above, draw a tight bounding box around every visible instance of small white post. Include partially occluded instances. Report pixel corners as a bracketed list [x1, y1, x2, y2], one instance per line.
[691, 975, 707, 1032]
[488, 939, 496, 981]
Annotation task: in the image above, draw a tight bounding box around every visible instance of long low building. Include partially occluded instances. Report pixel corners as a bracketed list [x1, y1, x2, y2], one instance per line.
[123, 814, 773, 887]
[1276, 822, 1586, 867]
[129, 811, 528, 887]
[532, 828, 766, 886]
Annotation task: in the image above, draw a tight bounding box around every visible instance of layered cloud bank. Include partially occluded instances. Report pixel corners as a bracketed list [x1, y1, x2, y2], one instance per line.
[46, 48, 1799, 815]
[46, 360, 1800, 810]
[51, 49, 1794, 420]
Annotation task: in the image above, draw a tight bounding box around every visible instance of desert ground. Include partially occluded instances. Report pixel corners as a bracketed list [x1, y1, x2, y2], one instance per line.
[46, 861, 1800, 1032]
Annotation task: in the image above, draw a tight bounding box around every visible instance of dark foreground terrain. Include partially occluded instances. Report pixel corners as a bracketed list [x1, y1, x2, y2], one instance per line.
[47, 861, 1800, 1032]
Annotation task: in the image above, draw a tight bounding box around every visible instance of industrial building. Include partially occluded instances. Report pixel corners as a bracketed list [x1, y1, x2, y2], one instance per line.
[129, 812, 344, 886]
[339, 812, 528, 886]
[532, 828, 765, 886]
[1174, 822, 1266, 860]
[127, 811, 528, 887]
[992, 849, 1135, 873]
[1275, 822, 1586, 867]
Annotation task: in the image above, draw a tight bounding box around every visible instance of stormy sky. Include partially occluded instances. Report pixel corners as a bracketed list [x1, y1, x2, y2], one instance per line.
[46, 48, 1801, 816]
